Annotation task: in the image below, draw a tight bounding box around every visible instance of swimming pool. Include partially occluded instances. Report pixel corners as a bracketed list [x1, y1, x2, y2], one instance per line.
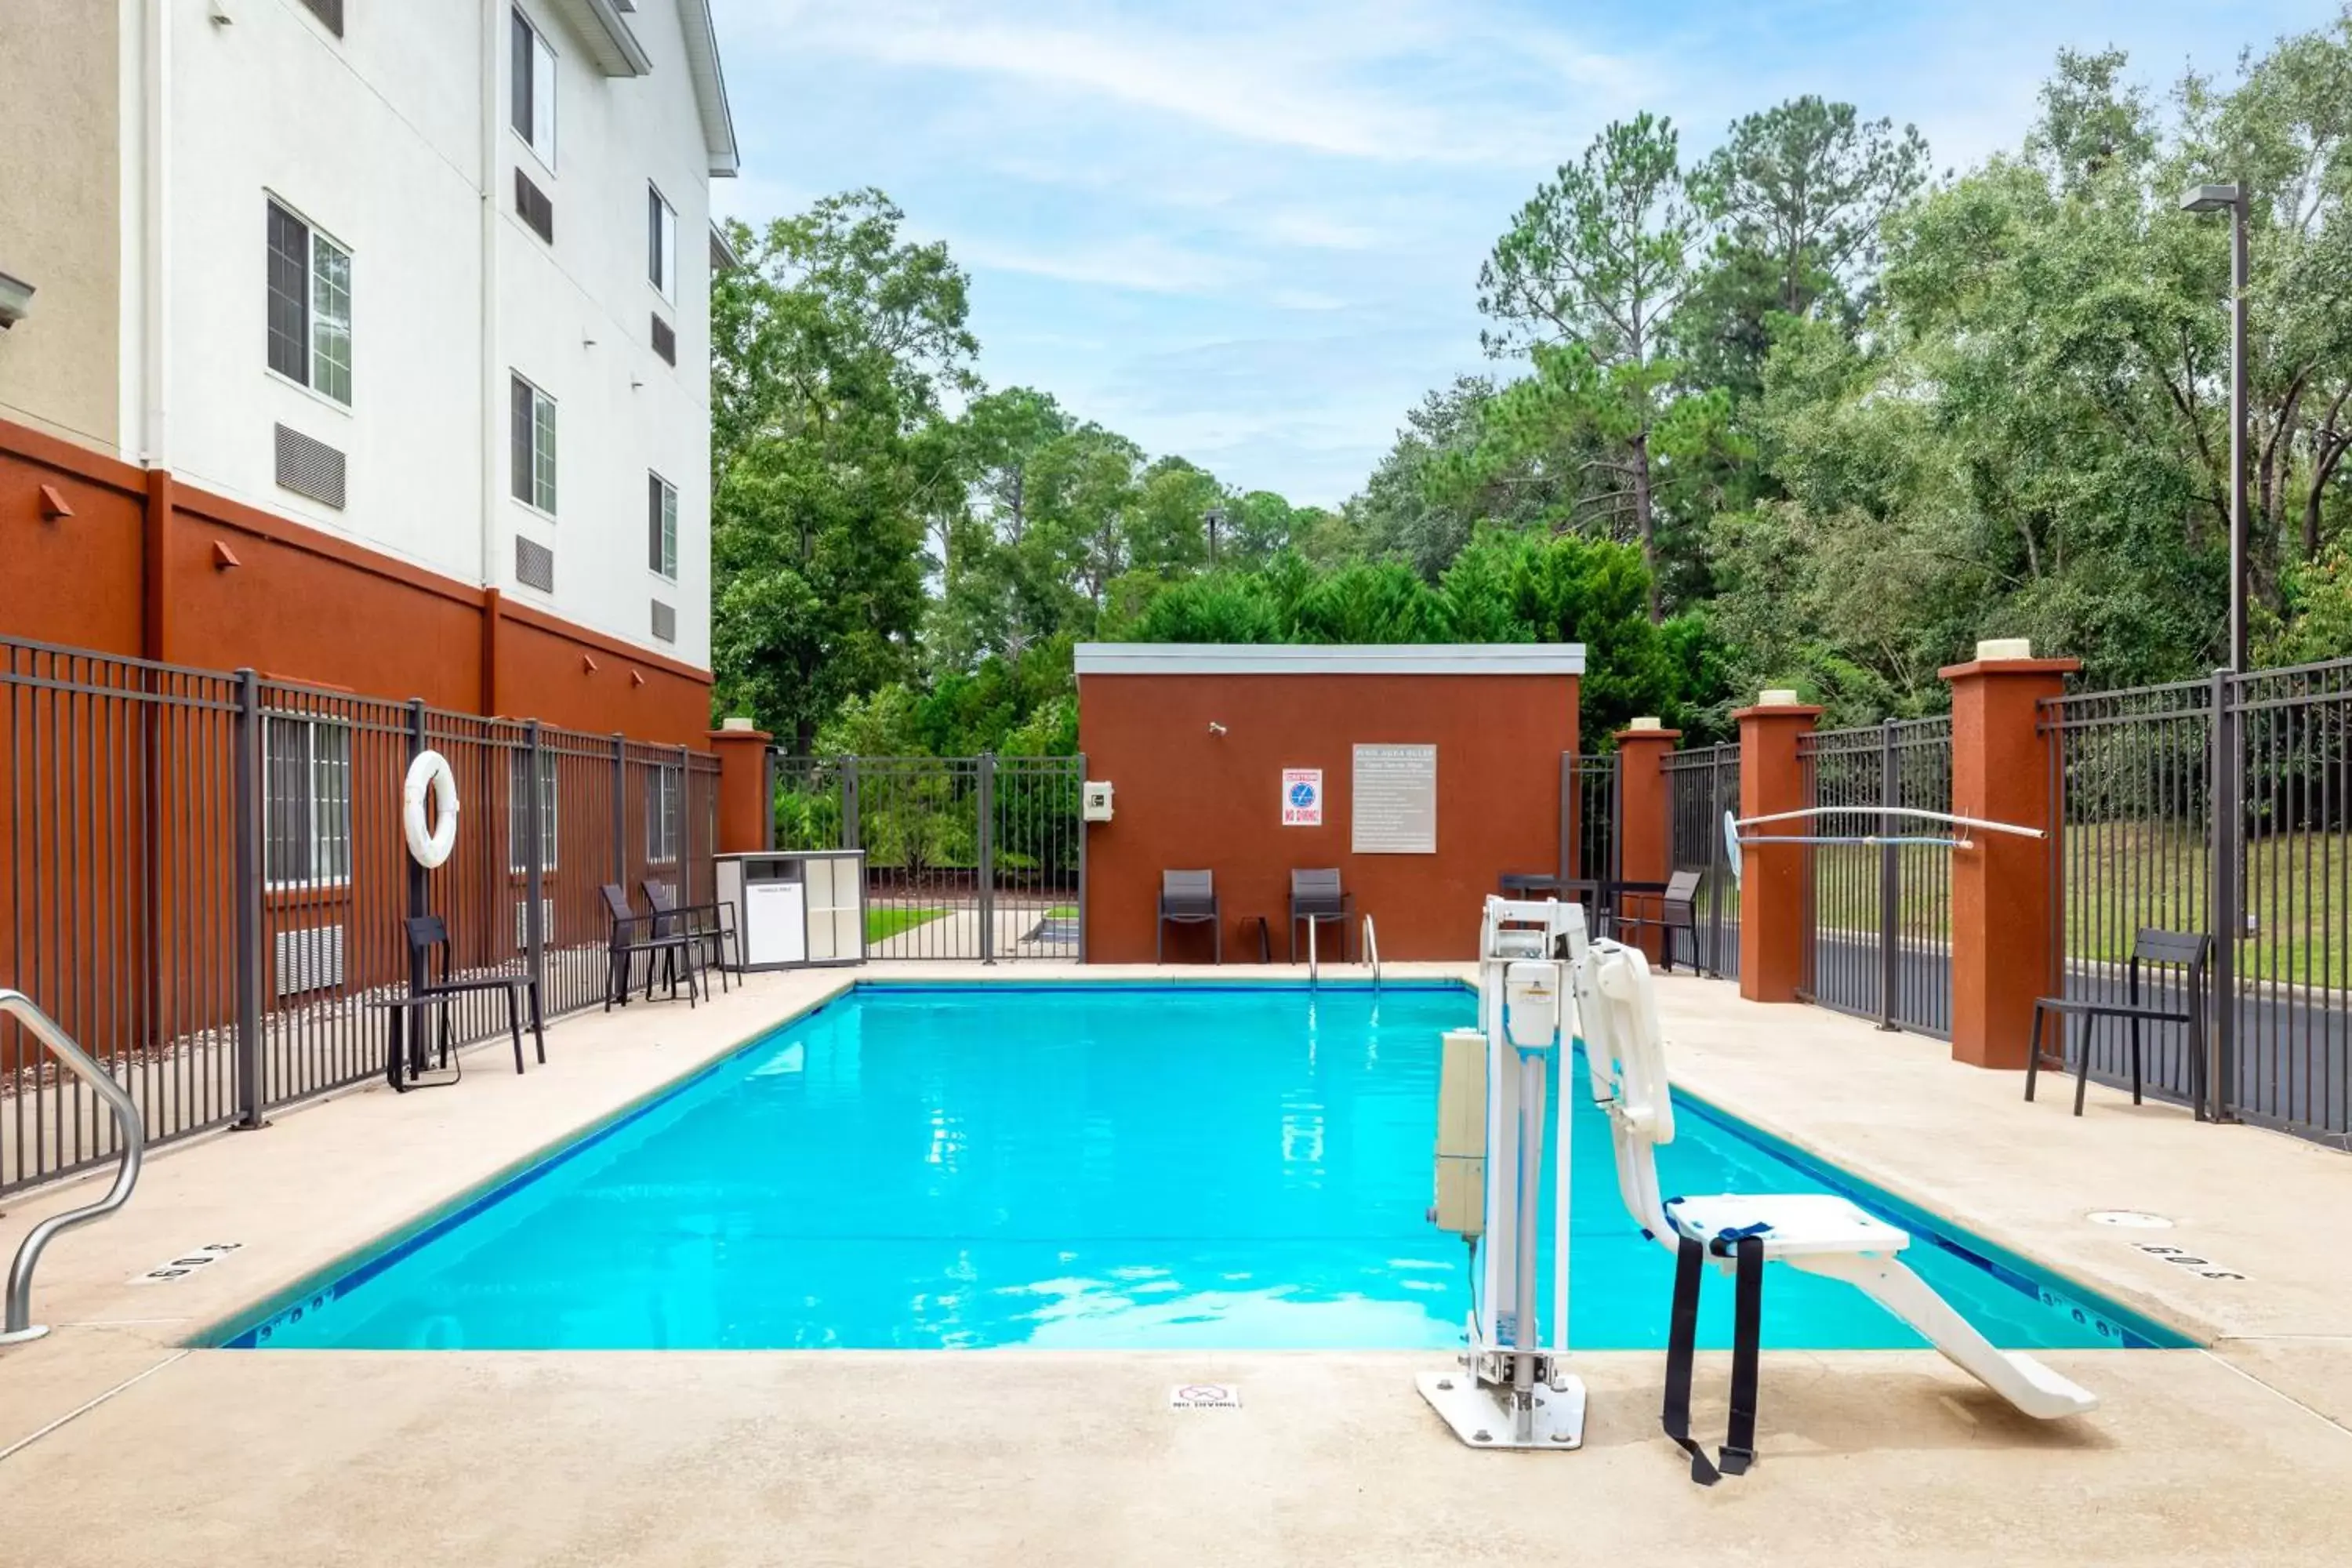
[221, 983, 2180, 1352]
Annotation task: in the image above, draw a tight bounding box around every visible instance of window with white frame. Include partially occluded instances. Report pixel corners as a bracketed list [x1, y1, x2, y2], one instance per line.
[510, 8, 557, 169]
[265, 199, 353, 405]
[648, 472, 678, 579]
[646, 765, 682, 864]
[510, 374, 557, 514]
[263, 716, 352, 887]
[507, 750, 559, 873]
[648, 184, 677, 301]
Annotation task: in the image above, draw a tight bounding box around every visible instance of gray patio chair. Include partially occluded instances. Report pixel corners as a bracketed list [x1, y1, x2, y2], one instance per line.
[1288, 868, 1352, 963]
[1157, 869, 1221, 964]
[2027, 928, 2212, 1116]
[1613, 869, 1702, 972]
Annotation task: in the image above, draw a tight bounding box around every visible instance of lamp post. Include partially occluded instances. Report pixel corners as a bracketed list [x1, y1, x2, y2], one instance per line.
[1203, 504, 1226, 567]
[2180, 183, 2249, 672]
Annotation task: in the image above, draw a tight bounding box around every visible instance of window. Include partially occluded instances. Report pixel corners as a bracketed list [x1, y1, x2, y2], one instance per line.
[265, 200, 352, 405]
[646, 766, 682, 864]
[510, 9, 557, 169]
[648, 472, 677, 579]
[648, 184, 677, 300]
[507, 751, 559, 873]
[510, 374, 556, 514]
[263, 717, 352, 887]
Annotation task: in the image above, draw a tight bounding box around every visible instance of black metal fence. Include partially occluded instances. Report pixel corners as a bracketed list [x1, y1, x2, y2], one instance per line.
[2045, 662, 2352, 1144]
[1663, 742, 1741, 978]
[769, 753, 1085, 962]
[1, 634, 717, 1196]
[1796, 717, 1955, 1037]
[1567, 751, 1619, 890]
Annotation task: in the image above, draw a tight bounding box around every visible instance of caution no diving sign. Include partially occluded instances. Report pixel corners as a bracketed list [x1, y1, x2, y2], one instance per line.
[1280, 768, 1323, 826]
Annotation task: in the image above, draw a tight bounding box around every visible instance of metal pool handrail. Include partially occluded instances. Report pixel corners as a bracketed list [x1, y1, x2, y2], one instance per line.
[1363, 914, 1381, 990]
[1307, 916, 1319, 987]
[2, 989, 146, 1345]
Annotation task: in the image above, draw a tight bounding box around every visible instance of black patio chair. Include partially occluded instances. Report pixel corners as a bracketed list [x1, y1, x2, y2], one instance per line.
[1289, 868, 1353, 964]
[2027, 928, 2212, 1116]
[379, 913, 545, 1093]
[1157, 869, 1220, 964]
[1614, 869, 1702, 973]
[602, 884, 702, 1009]
[644, 879, 739, 996]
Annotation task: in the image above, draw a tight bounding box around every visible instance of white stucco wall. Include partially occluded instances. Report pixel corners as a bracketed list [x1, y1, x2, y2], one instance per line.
[153, 0, 714, 667]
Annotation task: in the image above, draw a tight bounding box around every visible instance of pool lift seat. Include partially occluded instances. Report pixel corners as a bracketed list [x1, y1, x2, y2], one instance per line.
[1575, 939, 2099, 1485]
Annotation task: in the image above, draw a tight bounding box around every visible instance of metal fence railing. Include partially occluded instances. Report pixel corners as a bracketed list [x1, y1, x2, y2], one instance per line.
[2045, 662, 2352, 1145]
[1, 633, 719, 1196]
[1663, 742, 1741, 978]
[769, 753, 1084, 962]
[1567, 751, 1619, 894]
[1798, 717, 1954, 1037]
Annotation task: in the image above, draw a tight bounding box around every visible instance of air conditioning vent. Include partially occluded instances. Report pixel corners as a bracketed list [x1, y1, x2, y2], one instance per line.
[514, 535, 555, 592]
[515, 898, 556, 949]
[274, 924, 346, 996]
[274, 424, 347, 510]
[515, 169, 554, 244]
[651, 598, 677, 643]
[651, 313, 676, 365]
[299, 0, 345, 36]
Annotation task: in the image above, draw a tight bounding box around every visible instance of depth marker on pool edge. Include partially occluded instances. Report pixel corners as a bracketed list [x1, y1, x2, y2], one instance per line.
[1169, 1384, 1241, 1410]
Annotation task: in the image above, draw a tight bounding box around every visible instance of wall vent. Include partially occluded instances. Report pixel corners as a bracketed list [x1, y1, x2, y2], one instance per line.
[651, 598, 677, 643]
[274, 424, 347, 510]
[650, 313, 677, 365]
[514, 898, 556, 949]
[515, 169, 554, 244]
[299, 0, 345, 36]
[514, 535, 555, 593]
[273, 924, 345, 997]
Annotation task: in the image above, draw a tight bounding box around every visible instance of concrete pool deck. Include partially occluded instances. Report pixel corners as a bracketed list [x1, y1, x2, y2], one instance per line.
[2, 964, 2350, 1565]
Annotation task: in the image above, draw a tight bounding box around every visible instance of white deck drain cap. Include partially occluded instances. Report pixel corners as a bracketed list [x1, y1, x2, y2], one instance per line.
[1169, 1383, 1241, 1410]
[2087, 1210, 2172, 1229]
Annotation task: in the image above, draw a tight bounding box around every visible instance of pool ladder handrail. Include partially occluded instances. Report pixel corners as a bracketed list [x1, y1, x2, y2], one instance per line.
[1363, 914, 1381, 991]
[1307, 915, 1319, 987]
[2, 989, 146, 1345]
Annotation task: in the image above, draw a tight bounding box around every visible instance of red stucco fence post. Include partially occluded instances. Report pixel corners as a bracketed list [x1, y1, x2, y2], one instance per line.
[1943, 648, 2078, 1070]
[1613, 720, 1680, 963]
[707, 720, 774, 855]
[1736, 694, 1822, 1004]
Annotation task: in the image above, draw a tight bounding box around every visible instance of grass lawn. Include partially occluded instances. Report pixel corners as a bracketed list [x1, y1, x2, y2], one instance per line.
[866, 906, 949, 943]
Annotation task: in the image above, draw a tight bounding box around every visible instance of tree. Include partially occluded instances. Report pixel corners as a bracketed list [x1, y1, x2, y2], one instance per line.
[710, 191, 978, 749]
[1679, 96, 1930, 400]
[1477, 114, 1705, 619]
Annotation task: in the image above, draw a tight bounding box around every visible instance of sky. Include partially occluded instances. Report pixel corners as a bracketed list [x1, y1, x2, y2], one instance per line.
[709, 0, 2337, 508]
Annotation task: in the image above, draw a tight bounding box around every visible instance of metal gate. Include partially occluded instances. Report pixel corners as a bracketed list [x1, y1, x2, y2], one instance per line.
[1663, 742, 1741, 978]
[1797, 718, 1954, 1036]
[2043, 662, 2352, 1145]
[1565, 751, 1619, 889]
[768, 753, 1086, 962]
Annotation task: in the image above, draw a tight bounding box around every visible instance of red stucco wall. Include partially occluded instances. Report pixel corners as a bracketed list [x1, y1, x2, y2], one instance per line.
[1079, 669, 1579, 963]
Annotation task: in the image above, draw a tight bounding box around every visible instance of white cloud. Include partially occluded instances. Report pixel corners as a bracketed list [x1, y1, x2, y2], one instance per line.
[952, 234, 1246, 296]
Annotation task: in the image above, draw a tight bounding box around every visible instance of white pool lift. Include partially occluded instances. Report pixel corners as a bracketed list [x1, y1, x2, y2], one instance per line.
[1414, 896, 1588, 1450]
[1576, 937, 2098, 1484]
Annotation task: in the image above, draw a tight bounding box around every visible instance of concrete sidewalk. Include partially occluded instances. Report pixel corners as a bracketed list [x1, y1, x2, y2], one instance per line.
[2, 963, 2347, 1565]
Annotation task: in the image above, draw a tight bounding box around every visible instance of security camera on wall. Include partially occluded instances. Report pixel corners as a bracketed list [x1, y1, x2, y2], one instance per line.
[0, 270, 33, 331]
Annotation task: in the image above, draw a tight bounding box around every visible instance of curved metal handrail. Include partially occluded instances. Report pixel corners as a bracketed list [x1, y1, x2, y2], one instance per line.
[1733, 805, 2045, 840]
[2, 989, 145, 1345]
[1363, 914, 1381, 991]
[1307, 916, 1319, 988]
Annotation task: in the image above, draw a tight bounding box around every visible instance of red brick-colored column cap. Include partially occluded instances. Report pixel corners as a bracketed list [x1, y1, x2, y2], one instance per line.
[1936, 657, 2082, 681]
[1732, 703, 1824, 723]
[1613, 726, 1683, 745]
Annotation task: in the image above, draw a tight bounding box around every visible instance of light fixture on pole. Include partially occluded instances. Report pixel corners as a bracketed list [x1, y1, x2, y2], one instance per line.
[2180, 183, 2249, 672]
[1203, 505, 1226, 567]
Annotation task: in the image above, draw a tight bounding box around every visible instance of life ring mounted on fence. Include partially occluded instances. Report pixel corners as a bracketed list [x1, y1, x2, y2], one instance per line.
[404, 750, 460, 869]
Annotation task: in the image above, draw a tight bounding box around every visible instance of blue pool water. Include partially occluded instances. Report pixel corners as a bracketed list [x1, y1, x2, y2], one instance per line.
[225, 984, 2177, 1352]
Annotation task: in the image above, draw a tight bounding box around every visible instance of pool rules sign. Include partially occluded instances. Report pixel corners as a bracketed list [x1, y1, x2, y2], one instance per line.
[1281, 768, 1324, 826]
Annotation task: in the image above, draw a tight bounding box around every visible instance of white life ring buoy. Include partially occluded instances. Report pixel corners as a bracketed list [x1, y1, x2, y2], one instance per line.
[404, 750, 460, 869]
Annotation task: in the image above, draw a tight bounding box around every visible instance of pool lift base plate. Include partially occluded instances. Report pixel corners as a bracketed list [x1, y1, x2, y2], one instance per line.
[1415, 1364, 1587, 1450]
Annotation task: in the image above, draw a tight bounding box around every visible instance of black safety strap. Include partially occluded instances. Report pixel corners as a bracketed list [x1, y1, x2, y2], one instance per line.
[1661, 1234, 1718, 1486]
[1720, 1231, 1764, 1476]
[1660, 1222, 1770, 1486]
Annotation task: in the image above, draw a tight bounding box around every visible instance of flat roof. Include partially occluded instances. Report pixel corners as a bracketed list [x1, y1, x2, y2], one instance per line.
[1073, 643, 1585, 677]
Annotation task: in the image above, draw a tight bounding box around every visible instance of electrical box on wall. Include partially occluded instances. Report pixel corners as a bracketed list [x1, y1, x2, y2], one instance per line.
[1082, 780, 1115, 822]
